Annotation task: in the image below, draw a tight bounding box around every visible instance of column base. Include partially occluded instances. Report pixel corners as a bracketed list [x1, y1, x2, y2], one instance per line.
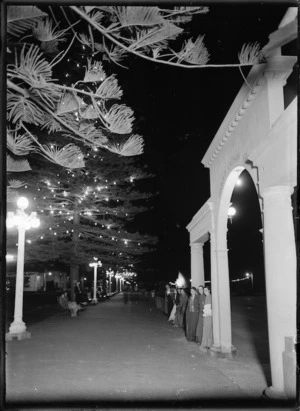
[209, 344, 237, 359]
[92, 298, 98, 304]
[262, 386, 288, 401]
[6, 330, 31, 341]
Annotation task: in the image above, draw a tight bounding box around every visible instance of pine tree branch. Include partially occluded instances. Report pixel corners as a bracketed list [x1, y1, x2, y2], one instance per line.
[70, 6, 261, 69]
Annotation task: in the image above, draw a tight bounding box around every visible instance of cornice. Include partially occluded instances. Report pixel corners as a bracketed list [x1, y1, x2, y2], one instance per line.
[201, 64, 266, 169]
[186, 199, 212, 232]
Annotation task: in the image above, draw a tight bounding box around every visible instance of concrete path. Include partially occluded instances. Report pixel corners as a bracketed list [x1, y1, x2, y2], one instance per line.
[5, 293, 286, 409]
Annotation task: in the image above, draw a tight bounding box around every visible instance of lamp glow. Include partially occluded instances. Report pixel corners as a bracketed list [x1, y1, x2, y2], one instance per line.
[228, 206, 236, 217]
[6, 197, 40, 341]
[17, 197, 29, 210]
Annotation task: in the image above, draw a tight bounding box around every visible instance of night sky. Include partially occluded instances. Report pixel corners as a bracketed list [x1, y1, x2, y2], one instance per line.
[6, 3, 292, 287]
[108, 3, 289, 284]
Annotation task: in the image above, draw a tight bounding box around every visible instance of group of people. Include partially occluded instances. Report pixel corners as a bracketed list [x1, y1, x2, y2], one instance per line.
[165, 284, 213, 352]
[58, 291, 84, 317]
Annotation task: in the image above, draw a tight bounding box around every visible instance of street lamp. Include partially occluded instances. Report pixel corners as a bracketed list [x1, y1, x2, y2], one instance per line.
[228, 205, 236, 224]
[106, 269, 114, 295]
[6, 197, 40, 341]
[89, 257, 102, 304]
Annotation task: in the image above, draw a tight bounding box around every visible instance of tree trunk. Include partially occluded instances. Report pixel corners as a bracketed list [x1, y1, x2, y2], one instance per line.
[70, 264, 79, 301]
[102, 270, 107, 294]
[70, 208, 80, 301]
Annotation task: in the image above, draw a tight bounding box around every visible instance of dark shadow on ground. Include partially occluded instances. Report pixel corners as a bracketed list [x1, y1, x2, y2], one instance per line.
[5, 397, 296, 410]
[230, 294, 271, 384]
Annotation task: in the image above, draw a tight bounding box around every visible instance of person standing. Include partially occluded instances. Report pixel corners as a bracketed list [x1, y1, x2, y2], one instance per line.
[168, 287, 179, 323]
[200, 286, 213, 352]
[74, 281, 82, 304]
[177, 288, 189, 329]
[195, 285, 206, 344]
[185, 287, 200, 342]
[173, 288, 182, 327]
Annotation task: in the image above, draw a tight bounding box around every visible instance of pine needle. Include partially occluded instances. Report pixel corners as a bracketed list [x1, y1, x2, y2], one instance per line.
[238, 42, 262, 65]
[38, 143, 85, 169]
[104, 104, 134, 134]
[95, 74, 123, 99]
[83, 59, 107, 82]
[8, 179, 26, 188]
[106, 134, 144, 156]
[177, 35, 209, 65]
[7, 155, 32, 172]
[7, 131, 35, 155]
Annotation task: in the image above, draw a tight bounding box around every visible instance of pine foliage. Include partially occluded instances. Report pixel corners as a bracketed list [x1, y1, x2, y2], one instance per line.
[238, 42, 263, 65]
[7, 6, 47, 36]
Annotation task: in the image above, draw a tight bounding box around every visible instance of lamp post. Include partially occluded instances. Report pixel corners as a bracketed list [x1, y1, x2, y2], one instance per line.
[106, 269, 114, 295]
[6, 197, 40, 341]
[89, 257, 102, 304]
[228, 205, 236, 224]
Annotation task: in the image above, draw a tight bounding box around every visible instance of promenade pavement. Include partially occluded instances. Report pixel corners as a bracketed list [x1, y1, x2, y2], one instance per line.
[5, 293, 294, 410]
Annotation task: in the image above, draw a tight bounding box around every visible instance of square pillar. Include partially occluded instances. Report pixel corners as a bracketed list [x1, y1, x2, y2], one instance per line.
[190, 242, 205, 287]
[262, 185, 297, 400]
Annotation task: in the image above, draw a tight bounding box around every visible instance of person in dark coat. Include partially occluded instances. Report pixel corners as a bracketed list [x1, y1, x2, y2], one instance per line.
[185, 286, 200, 342]
[200, 286, 213, 352]
[195, 285, 206, 344]
[165, 284, 173, 318]
[178, 288, 189, 330]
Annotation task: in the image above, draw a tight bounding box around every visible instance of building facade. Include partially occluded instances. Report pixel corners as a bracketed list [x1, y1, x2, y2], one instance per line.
[186, 8, 297, 400]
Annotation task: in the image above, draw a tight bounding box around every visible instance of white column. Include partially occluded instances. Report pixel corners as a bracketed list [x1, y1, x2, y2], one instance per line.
[209, 230, 221, 349]
[9, 227, 27, 334]
[215, 248, 233, 353]
[262, 185, 296, 399]
[92, 266, 98, 304]
[190, 242, 205, 287]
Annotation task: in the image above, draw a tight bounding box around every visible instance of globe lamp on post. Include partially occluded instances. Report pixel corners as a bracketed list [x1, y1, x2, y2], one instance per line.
[106, 269, 114, 295]
[89, 257, 102, 304]
[228, 206, 236, 224]
[6, 197, 40, 341]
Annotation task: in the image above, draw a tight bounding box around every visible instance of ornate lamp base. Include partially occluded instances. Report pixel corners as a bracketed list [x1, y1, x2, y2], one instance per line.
[6, 331, 31, 341]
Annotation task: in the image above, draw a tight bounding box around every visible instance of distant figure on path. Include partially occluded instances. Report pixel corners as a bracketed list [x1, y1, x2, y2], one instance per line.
[165, 284, 173, 317]
[195, 285, 206, 344]
[58, 291, 81, 317]
[200, 286, 213, 352]
[123, 285, 130, 304]
[185, 287, 200, 342]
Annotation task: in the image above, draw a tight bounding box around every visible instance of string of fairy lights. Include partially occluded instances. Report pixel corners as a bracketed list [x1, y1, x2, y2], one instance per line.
[21, 175, 145, 246]
[7, 42, 157, 273]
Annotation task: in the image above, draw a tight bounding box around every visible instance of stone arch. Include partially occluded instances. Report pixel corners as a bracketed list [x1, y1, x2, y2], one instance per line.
[216, 165, 245, 251]
[187, 8, 297, 400]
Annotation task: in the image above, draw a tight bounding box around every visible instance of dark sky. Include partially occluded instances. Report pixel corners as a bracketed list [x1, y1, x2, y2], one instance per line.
[110, 4, 289, 281]
[5, 3, 291, 285]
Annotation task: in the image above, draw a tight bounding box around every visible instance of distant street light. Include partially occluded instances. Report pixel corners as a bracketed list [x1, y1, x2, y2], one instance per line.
[6, 254, 14, 262]
[245, 272, 254, 289]
[89, 257, 102, 304]
[6, 197, 40, 341]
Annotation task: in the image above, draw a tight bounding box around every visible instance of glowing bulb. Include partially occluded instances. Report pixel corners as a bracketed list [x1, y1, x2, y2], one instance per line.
[228, 206, 236, 217]
[17, 197, 29, 210]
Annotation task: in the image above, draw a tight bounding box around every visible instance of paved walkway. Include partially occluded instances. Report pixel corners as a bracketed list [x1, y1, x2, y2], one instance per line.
[5, 293, 288, 409]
